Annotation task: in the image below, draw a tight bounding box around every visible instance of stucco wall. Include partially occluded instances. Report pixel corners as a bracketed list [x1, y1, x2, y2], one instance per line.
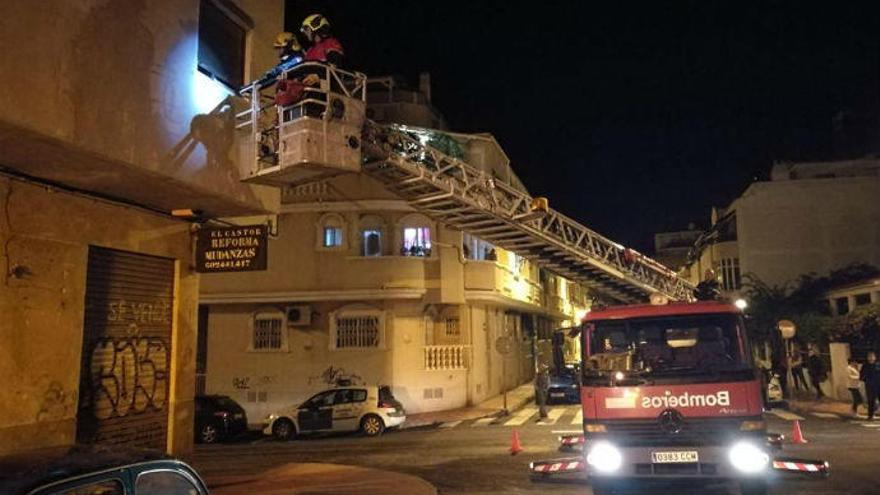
[736, 177, 880, 286]
[0, 177, 198, 456]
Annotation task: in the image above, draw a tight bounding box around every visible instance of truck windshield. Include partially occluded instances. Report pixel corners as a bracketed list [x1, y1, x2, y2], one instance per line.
[584, 314, 749, 377]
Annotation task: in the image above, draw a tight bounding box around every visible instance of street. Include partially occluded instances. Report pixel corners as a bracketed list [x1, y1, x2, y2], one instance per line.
[193, 404, 874, 495]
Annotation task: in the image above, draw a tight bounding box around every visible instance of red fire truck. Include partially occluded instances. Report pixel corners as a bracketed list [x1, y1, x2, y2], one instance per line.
[579, 297, 769, 495]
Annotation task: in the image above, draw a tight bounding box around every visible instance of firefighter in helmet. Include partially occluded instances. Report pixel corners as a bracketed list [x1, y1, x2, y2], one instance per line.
[300, 14, 344, 66]
[273, 31, 303, 63]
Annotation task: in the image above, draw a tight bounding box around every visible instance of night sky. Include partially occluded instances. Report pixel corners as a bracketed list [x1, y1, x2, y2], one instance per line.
[285, 1, 880, 252]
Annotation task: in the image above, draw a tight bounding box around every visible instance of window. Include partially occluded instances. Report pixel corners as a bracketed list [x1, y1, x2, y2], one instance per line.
[362, 229, 382, 256]
[445, 317, 460, 338]
[324, 227, 343, 247]
[855, 293, 872, 306]
[317, 213, 346, 250]
[717, 258, 741, 291]
[136, 470, 202, 495]
[252, 312, 285, 351]
[836, 297, 850, 315]
[403, 227, 431, 256]
[331, 310, 385, 350]
[197, 0, 248, 89]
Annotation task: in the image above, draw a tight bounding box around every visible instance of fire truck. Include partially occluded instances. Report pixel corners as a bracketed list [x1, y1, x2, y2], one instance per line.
[579, 295, 770, 495]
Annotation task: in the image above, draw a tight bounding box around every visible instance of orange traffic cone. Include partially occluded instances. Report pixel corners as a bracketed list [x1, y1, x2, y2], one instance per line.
[791, 420, 808, 444]
[510, 429, 523, 455]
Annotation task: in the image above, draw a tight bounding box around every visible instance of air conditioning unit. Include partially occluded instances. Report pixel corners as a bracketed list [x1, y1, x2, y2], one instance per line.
[287, 305, 311, 326]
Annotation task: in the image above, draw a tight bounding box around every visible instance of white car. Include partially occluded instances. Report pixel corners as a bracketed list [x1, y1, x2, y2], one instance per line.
[263, 385, 406, 440]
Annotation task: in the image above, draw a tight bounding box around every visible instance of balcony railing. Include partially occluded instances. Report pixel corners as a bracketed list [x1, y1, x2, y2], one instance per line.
[425, 345, 469, 370]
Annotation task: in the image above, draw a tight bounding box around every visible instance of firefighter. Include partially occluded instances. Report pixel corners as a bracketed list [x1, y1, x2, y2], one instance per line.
[274, 31, 303, 63]
[535, 364, 550, 420]
[301, 14, 345, 65]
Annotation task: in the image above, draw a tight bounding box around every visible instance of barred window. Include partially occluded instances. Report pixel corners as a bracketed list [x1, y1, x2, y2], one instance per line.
[335, 315, 380, 348]
[445, 317, 460, 338]
[718, 258, 741, 291]
[253, 314, 283, 350]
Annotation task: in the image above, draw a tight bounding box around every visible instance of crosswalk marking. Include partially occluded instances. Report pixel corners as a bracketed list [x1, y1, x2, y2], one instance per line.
[768, 409, 805, 421]
[537, 408, 566, 425]
[504, 407, 538, 426]
[439, 420, 462, 428]
[571, 409, 583, 425]
[810, 412, 840, 419]
[472, 417, 494, 427]
[857, 422, 880, 428]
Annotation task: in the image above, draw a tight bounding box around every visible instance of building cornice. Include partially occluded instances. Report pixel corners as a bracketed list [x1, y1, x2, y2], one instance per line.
[280, 200, 415, 214]
[200, 288, 427, 304]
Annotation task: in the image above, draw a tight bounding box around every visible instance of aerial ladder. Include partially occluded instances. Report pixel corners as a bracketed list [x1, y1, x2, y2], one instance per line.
[235, 62, 694, 303]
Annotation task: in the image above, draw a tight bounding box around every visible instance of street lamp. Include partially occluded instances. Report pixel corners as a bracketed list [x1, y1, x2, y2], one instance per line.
[734, 298, 748, 310]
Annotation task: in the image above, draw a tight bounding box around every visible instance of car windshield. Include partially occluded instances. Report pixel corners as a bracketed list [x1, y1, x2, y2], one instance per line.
[584, 313, 749, 376]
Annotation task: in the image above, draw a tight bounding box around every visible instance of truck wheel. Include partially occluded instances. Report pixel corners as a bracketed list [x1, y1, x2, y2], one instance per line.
[272, 418, 296, 441]
[361, 414, 385, 436]
[739, 480, 767, 495]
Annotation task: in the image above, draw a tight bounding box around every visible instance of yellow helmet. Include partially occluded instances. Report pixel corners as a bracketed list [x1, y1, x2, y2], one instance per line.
[301, 13, 330, 33]
[274, 32, 296, 48]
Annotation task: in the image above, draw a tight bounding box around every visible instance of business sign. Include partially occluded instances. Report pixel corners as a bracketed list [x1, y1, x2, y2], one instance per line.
[195, 225, 268, 273]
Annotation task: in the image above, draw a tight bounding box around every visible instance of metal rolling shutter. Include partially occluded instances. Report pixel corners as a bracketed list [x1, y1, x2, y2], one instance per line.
[76, 247, 175, 450]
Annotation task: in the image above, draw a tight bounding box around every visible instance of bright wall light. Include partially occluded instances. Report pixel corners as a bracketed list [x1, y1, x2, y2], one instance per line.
[734, 298, 748, 310]
[193, 70, 231, 114]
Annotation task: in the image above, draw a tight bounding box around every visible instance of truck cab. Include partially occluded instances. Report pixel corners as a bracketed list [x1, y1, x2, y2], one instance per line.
[580, 298, 768, 495]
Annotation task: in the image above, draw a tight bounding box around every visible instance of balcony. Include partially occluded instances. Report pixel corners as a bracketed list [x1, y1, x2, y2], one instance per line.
[424, 345, 469, 371]
[464, 261, 543, 306]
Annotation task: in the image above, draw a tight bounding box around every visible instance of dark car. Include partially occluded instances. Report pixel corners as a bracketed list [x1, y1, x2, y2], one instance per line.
[0, 444, 209, 495]
[547, 365, 581, 404]
[195, 394, 248, 443]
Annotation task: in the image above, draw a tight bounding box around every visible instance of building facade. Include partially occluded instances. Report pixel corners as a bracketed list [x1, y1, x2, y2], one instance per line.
[684, 159, 880, 296]
[0, 0, 282, 456]
[199, 75, 590, 423]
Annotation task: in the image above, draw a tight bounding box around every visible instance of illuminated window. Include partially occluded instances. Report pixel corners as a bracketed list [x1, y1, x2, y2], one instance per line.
[198, 0, 249, 89]
[403, 227, 431, 256]
[324, 227, 343, 247]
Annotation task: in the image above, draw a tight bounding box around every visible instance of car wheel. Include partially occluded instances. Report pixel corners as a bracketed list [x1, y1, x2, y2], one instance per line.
[199, 423, 220, 444]
[272, 418, 296, 441]
[360, 414, 385, 437]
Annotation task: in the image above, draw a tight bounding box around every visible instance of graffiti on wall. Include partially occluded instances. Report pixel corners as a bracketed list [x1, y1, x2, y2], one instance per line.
[308, 366, 363, 387]
[232, 376, 250, 390]
[88, 337, 169, 419]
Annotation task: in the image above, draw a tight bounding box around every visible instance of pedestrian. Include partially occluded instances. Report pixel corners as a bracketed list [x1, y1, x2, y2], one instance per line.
[806, 346, 827, 399]
[848, 358, 864, 415]
[859, 352, 880, 420]
[535, 364, 550, 420]
[790, 348, 809, 392]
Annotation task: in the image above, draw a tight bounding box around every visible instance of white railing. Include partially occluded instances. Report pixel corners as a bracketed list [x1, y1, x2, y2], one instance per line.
[425, 345, 469, 370]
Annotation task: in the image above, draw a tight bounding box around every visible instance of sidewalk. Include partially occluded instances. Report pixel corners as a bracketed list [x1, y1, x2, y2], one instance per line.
[787, 397, 862, 418]
[401, 383, 535, 429]
[204, 462, 436, 495]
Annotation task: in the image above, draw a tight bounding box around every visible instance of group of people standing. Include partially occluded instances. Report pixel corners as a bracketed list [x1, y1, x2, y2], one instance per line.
[848, 351, 880, 420]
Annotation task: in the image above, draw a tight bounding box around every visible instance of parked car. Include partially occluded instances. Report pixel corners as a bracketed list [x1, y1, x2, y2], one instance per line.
[0, 444, 209, 495]
[195, 394, 248, 444]
[264, 385, 405, 440]
[548, 364, 581, 404]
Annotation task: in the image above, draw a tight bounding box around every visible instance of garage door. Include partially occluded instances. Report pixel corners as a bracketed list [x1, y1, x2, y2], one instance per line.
[76, 247, 175, 450]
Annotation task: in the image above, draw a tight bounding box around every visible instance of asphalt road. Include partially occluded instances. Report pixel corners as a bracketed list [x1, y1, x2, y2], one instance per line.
[193, 404, 878, 495]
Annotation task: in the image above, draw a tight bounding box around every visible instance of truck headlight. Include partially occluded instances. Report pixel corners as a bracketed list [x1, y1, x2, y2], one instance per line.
[587, 441, 623, 473]
[728, 441, 769, 473]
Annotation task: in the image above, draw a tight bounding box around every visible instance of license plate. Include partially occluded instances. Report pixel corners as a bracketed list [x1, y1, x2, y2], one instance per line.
[651, 451, 699, 463]
[550, 393, 565, 398]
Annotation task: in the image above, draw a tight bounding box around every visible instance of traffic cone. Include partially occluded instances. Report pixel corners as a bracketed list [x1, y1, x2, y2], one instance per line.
[510, 429, 523, 455]
[791, 420, 808, 444]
